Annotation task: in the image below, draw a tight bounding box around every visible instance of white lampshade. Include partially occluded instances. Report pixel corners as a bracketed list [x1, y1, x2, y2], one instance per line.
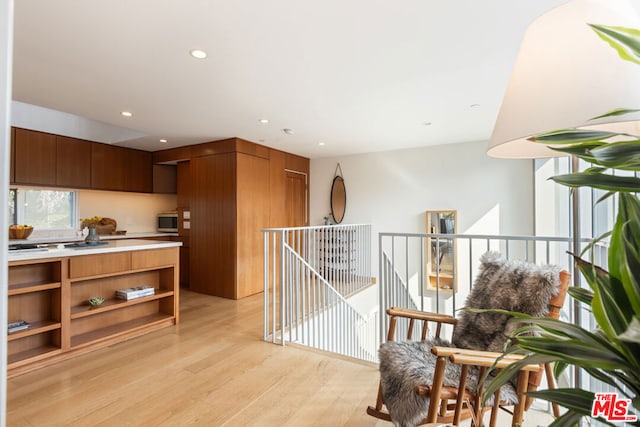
[488, 0, 640, 159]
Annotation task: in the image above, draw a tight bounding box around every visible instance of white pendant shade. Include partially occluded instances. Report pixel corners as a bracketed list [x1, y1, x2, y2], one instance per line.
[488, 0, 640, 159]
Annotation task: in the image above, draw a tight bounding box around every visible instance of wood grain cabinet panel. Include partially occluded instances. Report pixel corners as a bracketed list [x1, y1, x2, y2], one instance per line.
[190, 153, 237, 298]
[125, 149, 153, 193]
[14, 128, 57, 186]
[91, 143, 126, 191]
[56, 136, 92, 188]
[153, 164, 177, 194]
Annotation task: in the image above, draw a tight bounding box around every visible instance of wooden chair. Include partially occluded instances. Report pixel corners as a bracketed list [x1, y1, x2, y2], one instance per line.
[367, 269, 570, 427]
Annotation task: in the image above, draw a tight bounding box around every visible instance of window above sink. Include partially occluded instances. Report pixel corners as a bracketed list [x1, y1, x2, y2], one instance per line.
[9, 187, 78, 232]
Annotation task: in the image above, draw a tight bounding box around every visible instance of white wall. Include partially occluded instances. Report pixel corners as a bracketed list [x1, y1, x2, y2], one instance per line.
[1, 1, 13, 425]
[310, 140, 534, 275]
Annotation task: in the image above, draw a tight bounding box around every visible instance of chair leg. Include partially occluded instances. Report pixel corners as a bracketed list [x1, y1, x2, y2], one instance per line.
[489, 389, 500, 427]
[426, 356, 447, 423]
[512, 370, 530, 427]
[545, 363, 561, 417]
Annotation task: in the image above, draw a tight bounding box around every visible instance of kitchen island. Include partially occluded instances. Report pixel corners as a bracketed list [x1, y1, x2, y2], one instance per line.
[7, 239, 181, 377]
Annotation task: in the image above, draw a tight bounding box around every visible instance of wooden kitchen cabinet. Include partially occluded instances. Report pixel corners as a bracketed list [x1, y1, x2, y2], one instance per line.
[190, 151, 269, 299]
[7, 244, 179, 377]
[153, 164, 177, 193]
[92, 143, 152, 192]
[91, 143, 126, 191]
[14, 128, 57, 186]
[126, 149, 153, 193]
[56, 136, 92, 188]
[7, 259, 64, 368]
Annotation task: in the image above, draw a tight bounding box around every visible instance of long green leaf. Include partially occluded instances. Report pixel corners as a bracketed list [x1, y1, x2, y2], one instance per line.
[591, 107, 640, 121]
[568, 286, 594, 305]
[590, 141, 640, 170]
[548, 142, 607, 162]
[529, 129, 619, 144]
[617, 194, 640, 315]
[551, 173, 640, 192]
[527, 388, 594, 414]
[590, 24, 640, 65]
[619, 317, 640, 344]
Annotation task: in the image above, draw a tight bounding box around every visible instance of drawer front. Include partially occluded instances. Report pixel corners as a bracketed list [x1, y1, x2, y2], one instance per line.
[69, 252, 131, 279]
[131, 247, 178, 270]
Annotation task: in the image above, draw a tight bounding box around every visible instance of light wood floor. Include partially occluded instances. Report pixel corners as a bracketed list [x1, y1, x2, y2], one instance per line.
[7, 290, 383, 426]
[7, 290, 553, 426]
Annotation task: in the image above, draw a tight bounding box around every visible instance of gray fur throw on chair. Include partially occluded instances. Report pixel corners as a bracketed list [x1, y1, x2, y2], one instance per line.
[378, 251, 562, 427]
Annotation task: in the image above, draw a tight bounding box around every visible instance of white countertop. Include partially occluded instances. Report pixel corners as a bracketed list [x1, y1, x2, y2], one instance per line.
[8, 239, 182, 262]
[9, 232, 179, 245]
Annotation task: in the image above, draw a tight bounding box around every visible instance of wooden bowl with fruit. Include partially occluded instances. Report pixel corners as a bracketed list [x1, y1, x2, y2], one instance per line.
[9, 225, 34, 240]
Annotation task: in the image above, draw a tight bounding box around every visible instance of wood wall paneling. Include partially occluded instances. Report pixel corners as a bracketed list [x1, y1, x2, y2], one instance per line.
[268, 149, 287, 228]
[235, 153, 270, 298]
[56, 136, 92, 188]
[176, 161, 191, 210]
[190, 153, 237, 298]
[14, 128, 57, 186]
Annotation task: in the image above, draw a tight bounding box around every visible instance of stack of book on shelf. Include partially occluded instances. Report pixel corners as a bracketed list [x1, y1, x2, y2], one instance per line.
[116, 286, 155, 301]
[8, 320, 30, 334]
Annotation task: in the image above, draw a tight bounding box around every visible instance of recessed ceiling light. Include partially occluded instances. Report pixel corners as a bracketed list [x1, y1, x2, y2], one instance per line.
[259, 119, 269, 124]
[423, 122, 432, 126]
[283, 128, 294, 135]
[470, 104, 480, 108]
[189, 49, 207, 59]
[121, 111, 133, 117]
[318, 141, 325, 146]
[159, 139, 168, 143]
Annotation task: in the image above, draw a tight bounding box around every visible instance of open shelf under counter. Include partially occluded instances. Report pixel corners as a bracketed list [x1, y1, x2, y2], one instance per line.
[7, 240, 180, 377]
[70, 313, 175, 348]
[8, 345, 63, 367]
[70, 290, 175, 319]
[7, 320, 62, 341]
[8, 281, 62, 296]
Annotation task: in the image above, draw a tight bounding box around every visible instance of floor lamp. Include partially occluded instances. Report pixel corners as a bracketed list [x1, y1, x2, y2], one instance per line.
[487, 0, 640, 389]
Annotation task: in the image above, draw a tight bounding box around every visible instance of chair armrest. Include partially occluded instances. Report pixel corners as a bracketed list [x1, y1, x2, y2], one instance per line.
[386, 307, 457, 325]
[431, 346, 526, 362]
[448, 350, 541, 372]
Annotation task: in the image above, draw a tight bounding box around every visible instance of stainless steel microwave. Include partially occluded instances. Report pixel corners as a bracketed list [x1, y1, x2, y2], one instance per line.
[157, 212, 178, 232]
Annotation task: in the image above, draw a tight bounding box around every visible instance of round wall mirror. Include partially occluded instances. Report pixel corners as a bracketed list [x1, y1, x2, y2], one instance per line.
[330, 176, 346, 224]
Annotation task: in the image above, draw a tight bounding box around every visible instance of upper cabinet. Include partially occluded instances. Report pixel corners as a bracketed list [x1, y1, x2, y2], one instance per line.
[56, 136, 92, 188]
[14, 128, 57, 186]
[11, 127, 158, 193]
[90, 143, 153, 193]
[91, 143, 126, 191]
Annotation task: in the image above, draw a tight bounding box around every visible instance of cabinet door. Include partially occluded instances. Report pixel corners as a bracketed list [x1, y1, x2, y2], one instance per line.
[56, 136, 92, 188]
[236, 153, 270, 298]
[190, 153, 236, 298]
[125, 148, 152, 193]
[153, 164, 177, 193]
[91, 143, 126, 191]
[14, 128, 57, 186]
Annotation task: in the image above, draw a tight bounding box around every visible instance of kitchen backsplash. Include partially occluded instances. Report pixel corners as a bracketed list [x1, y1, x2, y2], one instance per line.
[30, 189, 177, 239]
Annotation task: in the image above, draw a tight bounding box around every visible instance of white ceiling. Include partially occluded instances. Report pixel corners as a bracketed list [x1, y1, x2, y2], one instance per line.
[12, 0, 609, 158]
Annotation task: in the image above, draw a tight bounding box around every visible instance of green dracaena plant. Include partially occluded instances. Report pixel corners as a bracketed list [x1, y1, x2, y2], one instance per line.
[484, 24, 640, 427]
